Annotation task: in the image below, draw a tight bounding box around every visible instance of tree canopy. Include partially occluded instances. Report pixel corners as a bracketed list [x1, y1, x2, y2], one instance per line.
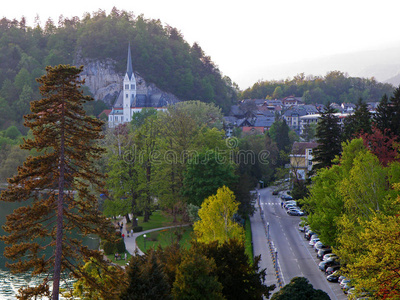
[241, 71, 393, 104]
[0, 65, 116, 299]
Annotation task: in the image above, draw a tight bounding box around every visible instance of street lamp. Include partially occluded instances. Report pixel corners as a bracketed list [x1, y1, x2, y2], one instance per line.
[143, 234, 146, 251]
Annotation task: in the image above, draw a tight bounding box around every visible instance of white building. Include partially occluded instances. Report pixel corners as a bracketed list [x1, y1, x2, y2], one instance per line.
[108, 44, 169, 128]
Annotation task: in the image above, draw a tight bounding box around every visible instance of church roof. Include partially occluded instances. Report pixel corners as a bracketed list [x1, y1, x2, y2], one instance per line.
[126, 43, 134, 80]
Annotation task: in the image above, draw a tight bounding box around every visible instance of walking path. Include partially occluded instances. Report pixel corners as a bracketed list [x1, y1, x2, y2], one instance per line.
[117, 217, 190, 256]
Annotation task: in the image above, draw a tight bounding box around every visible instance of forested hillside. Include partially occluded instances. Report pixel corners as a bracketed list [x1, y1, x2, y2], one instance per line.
[241, 71, 394, 103]
[0, 8, 238, 132]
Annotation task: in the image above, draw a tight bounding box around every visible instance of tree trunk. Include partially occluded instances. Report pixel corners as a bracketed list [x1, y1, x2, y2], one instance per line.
[53, 98, 66, 300]
[125, 213, 131, 223]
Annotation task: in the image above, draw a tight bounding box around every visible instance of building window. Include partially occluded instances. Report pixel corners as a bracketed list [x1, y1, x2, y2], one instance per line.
[131, 84, 135, 89]
[126, 94, 128, 98]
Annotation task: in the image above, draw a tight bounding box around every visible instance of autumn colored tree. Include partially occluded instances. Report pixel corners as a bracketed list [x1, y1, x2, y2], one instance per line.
[0, 65, 115, 299]
[193, 186, 244, 243]
[72, 258, 127, 300]
[359, 126, 399, 166]
[340, 211, 400, 299]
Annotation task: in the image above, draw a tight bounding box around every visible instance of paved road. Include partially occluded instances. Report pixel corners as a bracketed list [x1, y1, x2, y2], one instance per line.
[251, 187, 347, 300]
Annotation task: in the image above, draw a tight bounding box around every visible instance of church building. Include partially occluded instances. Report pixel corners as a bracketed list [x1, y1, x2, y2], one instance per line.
[108, 44, 171, 127]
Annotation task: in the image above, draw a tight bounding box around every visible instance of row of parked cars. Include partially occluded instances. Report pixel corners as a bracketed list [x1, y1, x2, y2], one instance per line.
[281, 195, 306, 216]
[301, 224, 371, 299]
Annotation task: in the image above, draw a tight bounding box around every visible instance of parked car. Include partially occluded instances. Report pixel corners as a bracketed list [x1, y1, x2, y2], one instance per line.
[317, 248, 332, 260]
[305, 230, 315, 240]
[342, 282, 354, 294]
[326, 270, 341, 282]
[287, 209, 301, 216]
[325, 265, 340, 275]
[340, 279, 352, 287]
[309, 237, 320, 246]
[281, 194, 293, 200]
[285, 203, 297, 210]
[272, 190, 279, 195]
[319, 258, 338, 271]
[338, 275, 347, 284]
[323, 253, 338, 261]
[314, 242, 329, 252]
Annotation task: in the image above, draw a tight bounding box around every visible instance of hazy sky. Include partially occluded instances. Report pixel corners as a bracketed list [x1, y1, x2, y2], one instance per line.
[3, 0, 400, 89]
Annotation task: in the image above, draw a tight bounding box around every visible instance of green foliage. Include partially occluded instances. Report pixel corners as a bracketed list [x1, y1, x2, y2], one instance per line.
[182, 149, 238, 206]
[116, 237, 126, 253]
[193, 186, 245, 243]
[241, 71, 394, 104]
[195, 239, 274, 299]
[132, 226, 143, 232]
[172, 250, 224, 300]
[302, 137, 400, 294]
[120, 251, 172, 300]
[312, 104, 342, 172]
[102, 240, 116, 255]
[270, 277, 329, 300]
[0, 11, 237, 134]
[342, 98, 372, 141]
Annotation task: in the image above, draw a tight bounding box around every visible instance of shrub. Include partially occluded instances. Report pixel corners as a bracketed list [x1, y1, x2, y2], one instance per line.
[103, 241, 116, 255]
[132, 226, 143, 232]
[116, 238, 126, 253]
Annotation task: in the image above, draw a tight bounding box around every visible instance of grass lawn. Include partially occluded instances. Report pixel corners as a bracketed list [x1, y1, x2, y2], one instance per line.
[105, 251, 132, 267]
[245, 216, 253, 263]
[122, 210, 254, 262]
[136, 225, 193, 252]
[125, 210, 178, 232]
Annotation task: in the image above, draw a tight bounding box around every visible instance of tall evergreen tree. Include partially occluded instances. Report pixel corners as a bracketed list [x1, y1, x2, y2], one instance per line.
[0, 65, 115, 299]
[374, 94, 391, 133]
[388, 85, 400, 137]
[312, 104, 342, 172]
[342, 98, 372, 141]
[374, 86, 400, 140]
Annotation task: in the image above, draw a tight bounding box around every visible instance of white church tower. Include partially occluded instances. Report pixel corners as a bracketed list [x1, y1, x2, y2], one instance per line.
[123, 43, 136, 123]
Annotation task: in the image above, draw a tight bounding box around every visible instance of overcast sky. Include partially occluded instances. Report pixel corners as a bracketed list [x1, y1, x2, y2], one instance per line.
[3, 0, 400, 89]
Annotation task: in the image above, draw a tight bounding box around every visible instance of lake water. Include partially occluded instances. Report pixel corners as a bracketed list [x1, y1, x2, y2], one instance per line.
[0, 200, 99, 299]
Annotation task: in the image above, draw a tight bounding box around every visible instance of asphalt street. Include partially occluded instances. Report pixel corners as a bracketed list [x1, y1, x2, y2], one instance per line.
[251, 187, 347, 300]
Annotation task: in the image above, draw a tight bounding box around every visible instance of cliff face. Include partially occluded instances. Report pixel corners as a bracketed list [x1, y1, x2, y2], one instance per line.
[76, 58, 179, 107]
[77, 58, 121, 106]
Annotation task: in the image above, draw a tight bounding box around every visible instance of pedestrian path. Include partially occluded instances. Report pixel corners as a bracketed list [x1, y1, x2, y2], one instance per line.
[117, 217, 189, 256]
[250, 207, 279, 291]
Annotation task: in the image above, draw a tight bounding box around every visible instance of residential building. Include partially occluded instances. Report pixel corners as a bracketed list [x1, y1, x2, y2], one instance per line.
[289, 142, 319, 180]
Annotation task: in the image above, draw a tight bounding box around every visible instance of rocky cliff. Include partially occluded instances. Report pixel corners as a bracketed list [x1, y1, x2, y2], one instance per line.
[75, 57, 179, 107]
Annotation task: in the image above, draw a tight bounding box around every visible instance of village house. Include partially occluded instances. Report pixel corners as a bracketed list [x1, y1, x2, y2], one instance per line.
[289, 142, 319, 180]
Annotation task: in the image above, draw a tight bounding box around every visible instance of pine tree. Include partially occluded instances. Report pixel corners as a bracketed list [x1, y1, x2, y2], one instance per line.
[374, 94, 391, 133]
[342, 98, 372, 141]
[0, 65, 115, 299]
[388, 85, 400, 137]
[312, 104, 342, 172]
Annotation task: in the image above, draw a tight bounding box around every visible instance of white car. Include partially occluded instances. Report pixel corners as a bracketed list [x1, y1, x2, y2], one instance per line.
[309, 237, 320, 246]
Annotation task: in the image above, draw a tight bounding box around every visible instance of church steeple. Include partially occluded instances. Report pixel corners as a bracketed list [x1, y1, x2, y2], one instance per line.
[126, 42, 134, 80]
[123, 42, 137, 123]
